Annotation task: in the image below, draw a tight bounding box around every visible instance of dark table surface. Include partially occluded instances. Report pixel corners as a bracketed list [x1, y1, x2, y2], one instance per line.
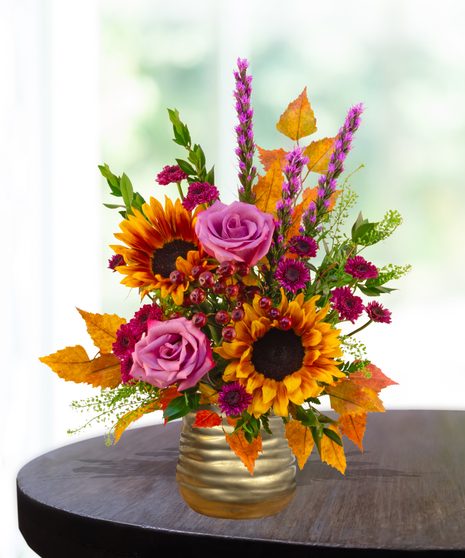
[17, 410, 465, 557]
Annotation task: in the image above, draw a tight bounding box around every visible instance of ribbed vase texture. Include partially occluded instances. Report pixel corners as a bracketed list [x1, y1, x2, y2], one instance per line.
[176, 406, 296, 519]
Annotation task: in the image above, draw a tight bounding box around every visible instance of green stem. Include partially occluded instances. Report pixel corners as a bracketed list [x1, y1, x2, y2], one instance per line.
[345, 319, 373, 337]
[177, 182, 184, 201]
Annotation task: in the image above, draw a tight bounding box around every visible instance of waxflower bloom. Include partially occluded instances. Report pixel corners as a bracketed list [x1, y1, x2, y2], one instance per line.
[217, 382, 253, 416]
[345, 256, 378, 280]
[156, 165, 188, 186]
[366, 301, 392, 324]
[275, 259, 310, 293]
[182, 182, 220, 212]
[195, 200, 275, 265]
[130, 317, 215, 390]
[330, 286, 364, 324]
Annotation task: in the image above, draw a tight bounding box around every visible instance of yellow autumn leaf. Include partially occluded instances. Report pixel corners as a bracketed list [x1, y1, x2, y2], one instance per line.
[285, 420, 315, 470]
[39, 346, 122, 389]
[338, 412, 367, 452]
[304, 136, 336, 174]
[113, 400, 160, 443]
[321, 424, 347, 474]
[199, 383, 219, 405]
[76, 308, 126, 354]
[252, 158, 283, 214]
[225, 417, 263, 475]
[326, 381, 385, 416]
[276, 87, 317, 141]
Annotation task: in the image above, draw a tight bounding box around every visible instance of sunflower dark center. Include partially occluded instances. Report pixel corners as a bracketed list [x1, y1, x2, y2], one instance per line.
[151, 240, 196, 278]
[251, 328, 305, 381]
[285, 267, 301, 283]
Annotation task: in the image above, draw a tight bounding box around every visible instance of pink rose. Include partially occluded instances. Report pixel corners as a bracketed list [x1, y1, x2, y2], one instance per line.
[195, 200, 275, 265]
[130, 317, 215, 391]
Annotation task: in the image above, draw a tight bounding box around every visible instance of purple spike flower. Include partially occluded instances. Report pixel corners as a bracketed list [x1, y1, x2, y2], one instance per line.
[303, 103, 364, 233]
[234, 58, 257, 203]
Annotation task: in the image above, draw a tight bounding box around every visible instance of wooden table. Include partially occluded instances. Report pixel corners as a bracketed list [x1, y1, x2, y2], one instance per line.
[17, 410, 465, 557]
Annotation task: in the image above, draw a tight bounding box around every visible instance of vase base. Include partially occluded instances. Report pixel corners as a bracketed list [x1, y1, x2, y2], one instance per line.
[177, 480, 295, 519]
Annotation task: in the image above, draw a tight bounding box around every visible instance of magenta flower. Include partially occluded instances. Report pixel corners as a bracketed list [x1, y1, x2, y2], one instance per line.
[218, 382, 252, 416]
[345, 256, 378, 280]
[156, 165, 188, 186]
[108, 254, 125, 272]
[288, 235, 318, 258]
[195, 200, 275, 265]
[130, 317, 216, 390]
[112, 323, 138, 359]
[182, 182, 220, 211]
[275, 259, 310, 293]
[366, 301, 392, 324]
[129, 304, 163, 337]
[330, 286, 364, 324]
[120, 355, 134, 384]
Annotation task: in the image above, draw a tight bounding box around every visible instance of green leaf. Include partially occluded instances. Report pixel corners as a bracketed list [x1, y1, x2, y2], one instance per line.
[260, 415, 273, 435]
[317, 413, 341, 427]
[296, 406, 319, 427]
[352, 221, 378, 243]
[163, 396, 189, 420]
[323, 427, 343, 446]
[103, 203, 126, 209]
[120, 173, 134, 209]
[351, 211, 364, 239]
[358, 284, 397, 297]
[205, 165, 215, 185]
[176, 159, 196, 176]
[310, 425, 322, 458]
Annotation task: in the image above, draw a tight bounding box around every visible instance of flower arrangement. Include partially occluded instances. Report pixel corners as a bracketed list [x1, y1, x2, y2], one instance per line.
[40, 59, 409, 475]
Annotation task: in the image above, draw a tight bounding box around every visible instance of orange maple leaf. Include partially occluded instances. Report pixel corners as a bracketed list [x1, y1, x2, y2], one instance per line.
[285, 420, 315, 470]
[326, 380, 385, 416]
[257, 146, 287, 172]
[76, 308, 126, 354]
[225, 417, 263, 475]
[276, 87, 317, 141]
[350, 363, 399, 393]
[157, 386, 180, 425]
[321, 424, 347, 474]
[338, 412, 367, 452]
[39, 346, 122, 389]
[252, 158, 284, 214]
[304, 137, 336, 174]
[193, 410, 223, 428]
[113, 400, 160, 443]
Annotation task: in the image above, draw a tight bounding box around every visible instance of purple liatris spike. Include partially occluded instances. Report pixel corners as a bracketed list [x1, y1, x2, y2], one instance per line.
[234, 58, 257, 203]
[302, 102, 364, 234]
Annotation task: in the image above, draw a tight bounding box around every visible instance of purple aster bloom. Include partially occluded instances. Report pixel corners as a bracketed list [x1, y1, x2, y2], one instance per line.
[156, 165, 188, 186]
[345, 256, 378, 280]
[288, 235, 318, 258]
[120, 355, 134, 384]
[366, 301, 392, 324]
[112, 323, 138, 359]
[182, 182, 220, 211]
[108, 253, 125, 272]
[218, 382, 253, 416]
[129, 304, 163, 338]
[275, 259, 310, 293]
[330, 286, 364, 324]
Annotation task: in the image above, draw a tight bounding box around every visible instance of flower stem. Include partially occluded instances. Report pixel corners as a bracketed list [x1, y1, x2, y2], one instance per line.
[177, 182, 184, 201]
[346, 319, 373, 337]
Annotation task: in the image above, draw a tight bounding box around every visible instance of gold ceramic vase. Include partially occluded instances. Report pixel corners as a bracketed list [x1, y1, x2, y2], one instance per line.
[176, 405, 296, 519]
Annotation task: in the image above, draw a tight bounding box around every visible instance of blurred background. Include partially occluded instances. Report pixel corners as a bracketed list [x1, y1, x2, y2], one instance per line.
[2, 0, 464, 555]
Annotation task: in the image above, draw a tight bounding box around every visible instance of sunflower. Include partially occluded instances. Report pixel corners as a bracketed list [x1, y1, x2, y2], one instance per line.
[110, 196, 212, 304]
[214, 291, 345, 417]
